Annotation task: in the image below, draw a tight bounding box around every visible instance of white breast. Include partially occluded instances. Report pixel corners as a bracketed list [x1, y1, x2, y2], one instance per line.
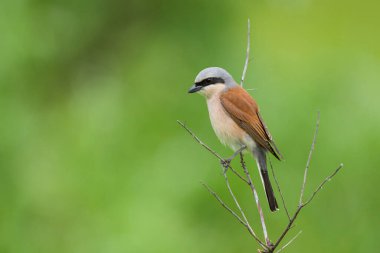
[205, 85, 257, 152]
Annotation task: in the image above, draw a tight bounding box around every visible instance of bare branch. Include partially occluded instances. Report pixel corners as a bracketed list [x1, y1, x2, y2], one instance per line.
[240, 153, 270, 246]
[272, 112, 342, 252]
[177, 120, 269, 249]
[221, 164, 268, 249]
[241, 18, 251, 87]
[268, 157, 291, 221]
[299, 111, 320, 206]
[177, 120, 223, 161]
[179, 116, 343, 252]
[180, 104, 344, 252]
[272, 205, 302, 249]
[275, 231, 302, 253]
[177, 120, 249, 184]
[303, 163, 344, 207]
[201, 182, 246, 227]
[273, 162, 342, 250]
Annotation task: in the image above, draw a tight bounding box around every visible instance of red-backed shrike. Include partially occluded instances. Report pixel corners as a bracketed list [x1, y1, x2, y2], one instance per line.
[188, 67, 282, 211]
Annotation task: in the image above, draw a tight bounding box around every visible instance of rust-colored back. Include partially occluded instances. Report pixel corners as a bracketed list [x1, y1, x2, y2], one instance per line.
[220, 86, 282, 160]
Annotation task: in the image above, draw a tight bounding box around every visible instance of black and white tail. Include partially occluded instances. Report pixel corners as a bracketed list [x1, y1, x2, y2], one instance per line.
[255, 149, 279, 212]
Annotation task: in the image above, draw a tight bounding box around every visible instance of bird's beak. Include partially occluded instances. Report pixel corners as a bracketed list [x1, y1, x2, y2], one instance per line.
[188, 84, 202, 93]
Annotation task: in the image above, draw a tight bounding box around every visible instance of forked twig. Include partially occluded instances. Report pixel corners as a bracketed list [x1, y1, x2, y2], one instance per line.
[177, 120, 267, 249]
[272, 164, 343, 250]
[303, 163, 343, 207]
[179, 116, 343, 252]
[272, 114, 343, 251]
[221, 164, 267, 249]
[299, 112, 320, 206]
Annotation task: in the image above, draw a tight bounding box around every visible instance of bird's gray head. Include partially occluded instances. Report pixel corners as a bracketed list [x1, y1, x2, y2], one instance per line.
[188, 67, 237, 95]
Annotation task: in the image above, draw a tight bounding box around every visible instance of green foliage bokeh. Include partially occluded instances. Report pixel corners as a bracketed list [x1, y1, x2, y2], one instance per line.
[1, 0, 379, 252]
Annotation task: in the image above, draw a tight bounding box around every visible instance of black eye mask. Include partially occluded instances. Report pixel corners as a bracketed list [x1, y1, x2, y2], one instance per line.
[195, 77, 225, 87]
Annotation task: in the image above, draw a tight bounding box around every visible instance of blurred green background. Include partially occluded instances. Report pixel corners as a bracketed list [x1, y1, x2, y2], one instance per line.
[1, 0, 379, 252]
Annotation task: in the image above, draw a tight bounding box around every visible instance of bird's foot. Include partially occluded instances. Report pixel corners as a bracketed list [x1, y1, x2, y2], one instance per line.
[220, 158, 232, 169]
[220, 145, 247, 170]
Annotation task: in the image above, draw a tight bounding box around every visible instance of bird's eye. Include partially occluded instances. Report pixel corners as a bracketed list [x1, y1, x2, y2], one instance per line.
[206, 78, 212, 83]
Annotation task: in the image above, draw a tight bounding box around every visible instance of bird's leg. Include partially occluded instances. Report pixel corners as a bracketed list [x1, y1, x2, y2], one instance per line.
[221, 145, 247, 169]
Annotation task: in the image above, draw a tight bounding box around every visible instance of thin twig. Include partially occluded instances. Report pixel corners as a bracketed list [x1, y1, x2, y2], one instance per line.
[273, 162, 343, 250]
[179, 111, 344, 252]
[271, 113, 342, 251]
[241, 18, 251, 87]
[201, 182, 246, 226]
[272, 205, 302, 250]
[221, 163, 268, 249]
[177, 120, 249, 184]
[303, 163, 344, 207]
[299, 112, 320, 205]
[177, 120, 267, 249]
[240, 153, 270, 246]
[202, 181, 266, 249]
[276, 231, 302, 253]
[275, 164, 343, 249]
[177, 120, 223, 160]
[268, 157, 291, 221]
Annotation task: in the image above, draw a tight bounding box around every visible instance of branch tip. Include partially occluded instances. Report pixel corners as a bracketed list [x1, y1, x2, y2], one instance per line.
[241, 18, 251, 87]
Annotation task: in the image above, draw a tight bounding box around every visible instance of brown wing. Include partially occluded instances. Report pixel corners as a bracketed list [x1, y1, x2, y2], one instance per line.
[220, 86, 283, 160]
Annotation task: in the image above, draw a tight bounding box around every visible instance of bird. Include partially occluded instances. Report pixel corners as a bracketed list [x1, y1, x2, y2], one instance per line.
[188, 67, 282, 212]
